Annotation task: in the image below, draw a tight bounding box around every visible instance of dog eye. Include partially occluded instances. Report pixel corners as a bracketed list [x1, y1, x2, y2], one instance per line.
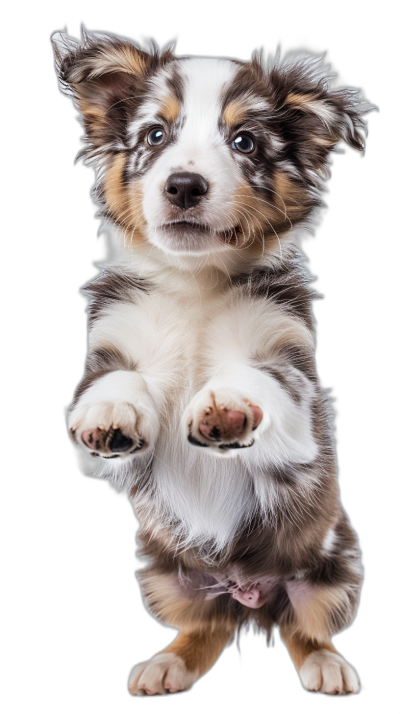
[147, 127, 166, 146]
[231, 134, 255, 154]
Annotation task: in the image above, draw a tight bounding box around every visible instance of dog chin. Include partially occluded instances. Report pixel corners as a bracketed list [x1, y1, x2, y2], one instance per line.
[147, 222, 235, 255]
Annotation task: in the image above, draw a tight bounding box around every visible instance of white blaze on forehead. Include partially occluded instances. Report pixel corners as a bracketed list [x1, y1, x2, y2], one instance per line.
[178, 57, 237, 143]
[127, 58, 237, 146]
[140, 57, 245, 250]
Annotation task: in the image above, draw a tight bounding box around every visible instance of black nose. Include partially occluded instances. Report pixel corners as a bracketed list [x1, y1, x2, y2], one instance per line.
[164, 172, 208, 209]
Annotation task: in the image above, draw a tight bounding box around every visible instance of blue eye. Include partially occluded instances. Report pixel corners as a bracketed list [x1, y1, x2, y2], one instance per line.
[231, 134, 255, 154]
[147, 127, 166, 146]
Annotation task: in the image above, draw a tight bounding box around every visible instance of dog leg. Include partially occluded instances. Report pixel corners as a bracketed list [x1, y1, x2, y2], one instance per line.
[183, 362, 317, 463]
[281, 578, 361, 694]
[128, 626, 235, 695]
[129, 569, 237, 695]
[281, 631, 360, 695]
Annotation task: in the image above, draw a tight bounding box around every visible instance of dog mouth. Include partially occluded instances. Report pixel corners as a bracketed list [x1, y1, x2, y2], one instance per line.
[161, 221, 241, 243]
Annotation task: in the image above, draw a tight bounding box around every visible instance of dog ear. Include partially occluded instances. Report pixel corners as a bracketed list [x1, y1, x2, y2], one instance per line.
[264, 52, 374, 176]
[51, 29, 173, 159]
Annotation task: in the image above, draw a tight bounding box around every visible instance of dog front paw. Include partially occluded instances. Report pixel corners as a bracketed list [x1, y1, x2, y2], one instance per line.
[299, 650, 360, 695]
[183, 387, 263, 453]
[69, 400, 158, 459]
[128, 653, 197, 695]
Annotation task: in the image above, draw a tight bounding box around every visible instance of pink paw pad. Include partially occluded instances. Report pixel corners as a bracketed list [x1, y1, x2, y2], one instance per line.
[198, 409, 247, 441]
[81, 428, 104, 450]
[197, 404, 263, 443]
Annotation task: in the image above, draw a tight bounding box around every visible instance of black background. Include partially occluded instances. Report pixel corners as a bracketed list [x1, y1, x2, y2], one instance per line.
[35, 3, 390, 712]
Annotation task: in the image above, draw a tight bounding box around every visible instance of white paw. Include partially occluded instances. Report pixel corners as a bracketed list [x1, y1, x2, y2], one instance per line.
[300, 649, 360, 695]
[69, 399, 158, 459]
[128, 653, 197, 695]
[183, 386, 263, 454]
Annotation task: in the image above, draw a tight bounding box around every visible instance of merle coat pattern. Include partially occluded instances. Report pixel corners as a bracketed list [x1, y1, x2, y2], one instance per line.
[53, 29, 371, 696]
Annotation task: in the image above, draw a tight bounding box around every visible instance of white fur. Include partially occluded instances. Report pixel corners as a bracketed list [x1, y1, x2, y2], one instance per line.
[127, 68, 179, 146]
[299, 649, 360, 694]
[307, 99, 338, 125]
[321, 526, 337, 555]
[183, 364, 317, 462]
[269, 133, 286, 151]
[141, 58, 246, 254]
[69, 54, 322, 552]
[341, 549, 364, 578]
[73, 266, 319, 551]
[58, 43, 365, 697]
[128, 653, 197, 695]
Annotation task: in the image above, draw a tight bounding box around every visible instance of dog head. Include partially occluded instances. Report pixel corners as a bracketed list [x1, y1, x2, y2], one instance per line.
[53, 30, 370, 260]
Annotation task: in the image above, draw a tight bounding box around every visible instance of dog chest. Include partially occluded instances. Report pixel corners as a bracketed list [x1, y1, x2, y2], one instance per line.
[88, 274, 307, 403]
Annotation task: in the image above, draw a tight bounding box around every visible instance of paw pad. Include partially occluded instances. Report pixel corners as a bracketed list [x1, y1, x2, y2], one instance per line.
[81, 427, 136, 456]
[185, 388, 263, 451]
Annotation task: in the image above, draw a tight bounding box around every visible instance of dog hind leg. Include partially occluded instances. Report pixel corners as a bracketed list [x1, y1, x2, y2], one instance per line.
[281, 631, 360, 695]
[280, 579, 361, 694]
[129, 569, 237, 695]
[128, 626, 235, 695]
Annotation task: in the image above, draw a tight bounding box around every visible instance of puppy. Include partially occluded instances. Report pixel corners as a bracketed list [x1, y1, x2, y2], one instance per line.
[52, 29, 371, 696]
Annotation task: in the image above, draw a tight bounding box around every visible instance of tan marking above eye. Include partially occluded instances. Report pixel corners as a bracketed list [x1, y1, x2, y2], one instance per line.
[158, 94, 181, 123]
[223, 99, 248, 127]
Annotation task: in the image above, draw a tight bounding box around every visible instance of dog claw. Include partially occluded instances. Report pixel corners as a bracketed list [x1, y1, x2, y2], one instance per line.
[218, 439, 254, 450]
[188, 433, 209, 447]
[130, 439, 145, 453]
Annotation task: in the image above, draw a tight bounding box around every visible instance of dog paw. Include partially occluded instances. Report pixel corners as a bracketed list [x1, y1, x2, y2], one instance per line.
[69, 400, 158, 459]
[184, 387, 263, 452]
[128, 653, 197, 695]
[299, 649, 360, 695]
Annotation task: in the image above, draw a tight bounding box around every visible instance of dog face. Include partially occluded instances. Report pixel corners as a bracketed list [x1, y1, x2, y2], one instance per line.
[53, 31, 368, 257]
[55, 33, 369, 696]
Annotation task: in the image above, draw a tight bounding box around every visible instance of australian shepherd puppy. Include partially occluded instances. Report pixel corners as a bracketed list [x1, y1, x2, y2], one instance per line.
[53, 29, 371, 696]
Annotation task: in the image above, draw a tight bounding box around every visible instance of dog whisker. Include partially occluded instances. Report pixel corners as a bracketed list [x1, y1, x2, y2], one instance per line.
[55, 30, 371, 696]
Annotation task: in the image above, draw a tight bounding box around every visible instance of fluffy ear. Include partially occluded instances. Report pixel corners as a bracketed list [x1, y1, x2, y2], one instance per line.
[51, 29, 174, 159]
[265, 52, 374, 176]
